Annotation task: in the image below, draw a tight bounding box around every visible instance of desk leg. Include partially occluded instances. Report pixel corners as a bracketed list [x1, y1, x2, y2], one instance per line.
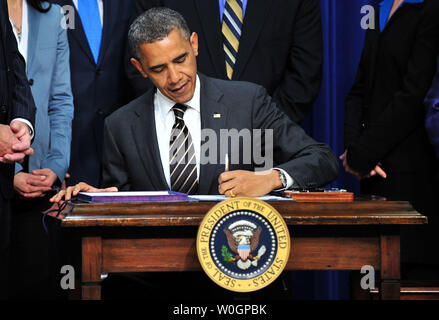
[380, 234, 401, 300]
[81, 237, 103, 300]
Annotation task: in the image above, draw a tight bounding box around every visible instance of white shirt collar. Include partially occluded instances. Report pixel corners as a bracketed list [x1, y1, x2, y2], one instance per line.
[156, 74, 201, 115]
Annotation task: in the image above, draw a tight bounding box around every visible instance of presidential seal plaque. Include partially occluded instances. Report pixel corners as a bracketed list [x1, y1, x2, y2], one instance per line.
[196, 197, 291, 292]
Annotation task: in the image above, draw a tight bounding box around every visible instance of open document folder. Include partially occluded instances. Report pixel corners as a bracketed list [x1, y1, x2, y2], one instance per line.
[188, 195, 294, 201]
[75, 191, 294, 203]
[76, 191, 188, 203]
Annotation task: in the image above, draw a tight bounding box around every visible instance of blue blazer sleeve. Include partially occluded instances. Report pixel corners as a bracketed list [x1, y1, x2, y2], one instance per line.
[40, 11, 74, 181]
[15, 7, 74, 180]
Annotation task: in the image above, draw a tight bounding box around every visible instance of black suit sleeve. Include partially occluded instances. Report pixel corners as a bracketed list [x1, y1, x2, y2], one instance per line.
[272, 0, 323, 123]
[252, 86, 339, 188]
[102, 118, 131, 190]
[347, 3, 439, 174]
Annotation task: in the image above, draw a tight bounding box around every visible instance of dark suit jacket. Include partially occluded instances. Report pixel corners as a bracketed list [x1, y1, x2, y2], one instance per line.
[127, 0, 323, 123]
[345, 0, 439, 177]
[103, 74, 338, 193]
[54, 0, 134, 186]
[1, 0, 36, 249]
[344, 0, 439, 265]
[0, 0, 36, 200]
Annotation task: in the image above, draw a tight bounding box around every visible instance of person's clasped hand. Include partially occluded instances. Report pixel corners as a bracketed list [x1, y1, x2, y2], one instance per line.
[0, 121, 34, 163]
[14, 168, 60, 199]
[339, 150, 387, 180]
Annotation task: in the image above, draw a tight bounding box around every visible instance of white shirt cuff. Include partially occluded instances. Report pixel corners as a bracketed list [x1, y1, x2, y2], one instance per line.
[11, 118, 34, 139]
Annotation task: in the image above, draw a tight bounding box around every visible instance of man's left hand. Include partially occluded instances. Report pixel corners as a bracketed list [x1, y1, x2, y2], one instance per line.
[218, 169, 283, 197]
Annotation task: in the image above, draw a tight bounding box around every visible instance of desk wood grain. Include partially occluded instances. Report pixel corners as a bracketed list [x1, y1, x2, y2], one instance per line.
[62, 198, 426, 227]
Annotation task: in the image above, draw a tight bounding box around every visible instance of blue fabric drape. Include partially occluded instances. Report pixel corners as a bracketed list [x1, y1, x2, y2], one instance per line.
[294, 0, 381, 300]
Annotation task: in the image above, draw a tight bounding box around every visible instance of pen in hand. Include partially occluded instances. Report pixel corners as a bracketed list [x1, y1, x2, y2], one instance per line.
[225, 153, 229, 172]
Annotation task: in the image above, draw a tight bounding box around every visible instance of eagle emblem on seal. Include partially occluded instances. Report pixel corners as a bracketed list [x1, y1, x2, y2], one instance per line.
[223, 220, 267, 270]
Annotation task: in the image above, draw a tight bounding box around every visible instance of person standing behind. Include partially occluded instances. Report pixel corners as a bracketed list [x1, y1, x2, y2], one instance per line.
[127, 0, 323, 124]
[342, 0, 439, 279]
[0, 0, 36, 300]
[7, 0, 73, 299]
[53, 0, 134, 186]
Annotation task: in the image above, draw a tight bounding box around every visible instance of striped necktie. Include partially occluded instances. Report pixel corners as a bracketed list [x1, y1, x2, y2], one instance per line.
[222, 0, 243, 80]
[169, 104, 198, 194]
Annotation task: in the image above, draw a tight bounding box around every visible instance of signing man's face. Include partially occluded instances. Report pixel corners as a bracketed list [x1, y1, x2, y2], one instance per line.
[131, 28, 199, 104]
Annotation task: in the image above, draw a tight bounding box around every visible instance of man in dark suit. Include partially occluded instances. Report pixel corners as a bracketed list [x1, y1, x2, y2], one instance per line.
[51, 7, 336, 299]
[53, 7, 337, 201]
[0, 0, 36, 299]
[127, 0, 323, 124]
[53, 0, 134, 186]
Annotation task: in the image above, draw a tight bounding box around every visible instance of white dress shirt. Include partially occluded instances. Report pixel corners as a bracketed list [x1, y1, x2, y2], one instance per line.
[72, 0, 104, 25]
[155, 76, 201, 188]
[9, 0, 28, 63]
[154, 75, 294, 190]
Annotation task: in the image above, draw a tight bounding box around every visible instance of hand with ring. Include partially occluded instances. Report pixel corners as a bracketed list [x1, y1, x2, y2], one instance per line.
[218, 169, 283, 197]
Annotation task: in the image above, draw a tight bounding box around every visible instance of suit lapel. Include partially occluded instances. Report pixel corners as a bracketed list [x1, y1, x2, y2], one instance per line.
[194, 0, 227, 79]
[97, 0, 112, 66]
[368, 2, 423, 90]
[380, 2, 422, 34]
[61, 0, 95, 65]
[198, 74, 229, 194]
[232, 0, 272, 80]
[131, 90, 169, 190]
[26, 6, 41, 74]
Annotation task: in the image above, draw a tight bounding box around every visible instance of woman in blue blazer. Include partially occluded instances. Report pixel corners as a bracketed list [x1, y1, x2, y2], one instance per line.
[7, 0, 73, 299]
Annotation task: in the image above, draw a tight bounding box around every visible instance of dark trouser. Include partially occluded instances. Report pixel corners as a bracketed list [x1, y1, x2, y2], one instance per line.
[361, 170, 439, 278]
[0, 194, 10, 300]
[8, 196, 60, 299]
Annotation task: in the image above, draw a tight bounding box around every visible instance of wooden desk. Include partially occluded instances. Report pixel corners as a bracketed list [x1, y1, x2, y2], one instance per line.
[61, 197, 426, 300]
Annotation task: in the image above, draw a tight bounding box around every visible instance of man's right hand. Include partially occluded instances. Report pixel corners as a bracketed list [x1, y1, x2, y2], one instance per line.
[0, 123, 34, 163]
[0, 124, 18, 157]
[49, 182, 118, 203]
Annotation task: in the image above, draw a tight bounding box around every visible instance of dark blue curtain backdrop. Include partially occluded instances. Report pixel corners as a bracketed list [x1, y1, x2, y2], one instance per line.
[293, 0, 381, 300]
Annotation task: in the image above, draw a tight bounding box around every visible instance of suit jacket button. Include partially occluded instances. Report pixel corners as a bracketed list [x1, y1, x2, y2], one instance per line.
[361, 123, 366, 128]
[28, 79, 34, 86]
[96, 109, 104, 115]
[0, 106, 7, 114]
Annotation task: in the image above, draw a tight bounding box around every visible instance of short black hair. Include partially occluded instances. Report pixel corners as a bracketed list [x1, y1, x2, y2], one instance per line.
[128, 7, 191, 60]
